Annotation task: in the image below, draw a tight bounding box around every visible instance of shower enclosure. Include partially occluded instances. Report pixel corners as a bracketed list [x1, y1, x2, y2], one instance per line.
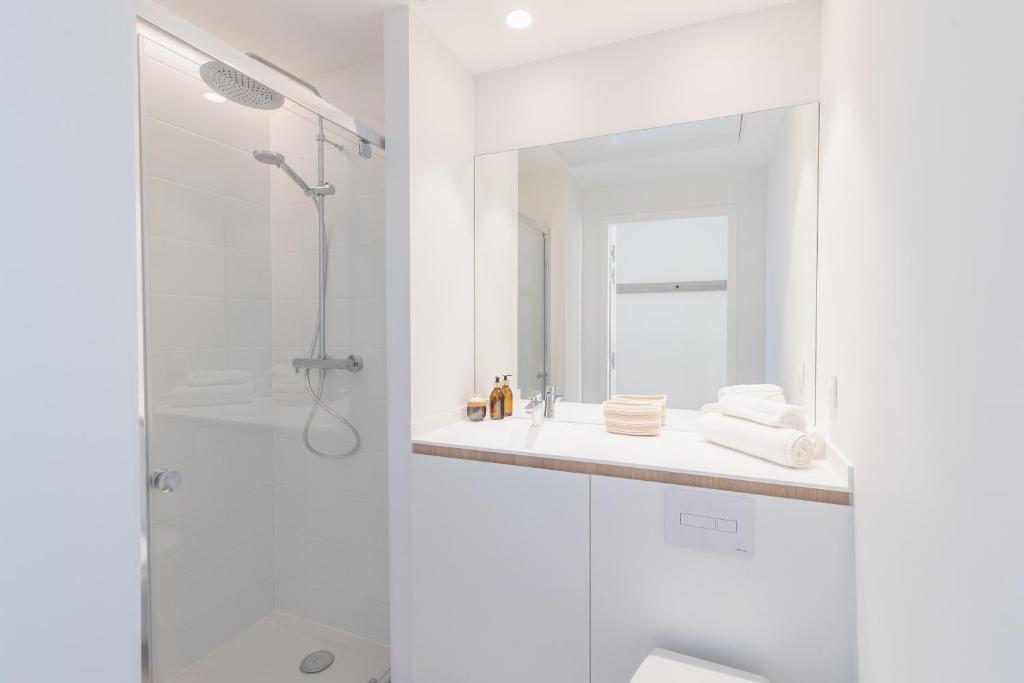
[137, 18, 388, 683]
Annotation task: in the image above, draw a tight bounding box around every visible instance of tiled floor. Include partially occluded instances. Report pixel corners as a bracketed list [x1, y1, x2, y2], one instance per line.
[168, 613, 389, 683]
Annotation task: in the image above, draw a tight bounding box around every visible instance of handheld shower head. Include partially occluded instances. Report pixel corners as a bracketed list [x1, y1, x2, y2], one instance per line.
[253, 149, 311, 194]
[253, 149, 285, 166]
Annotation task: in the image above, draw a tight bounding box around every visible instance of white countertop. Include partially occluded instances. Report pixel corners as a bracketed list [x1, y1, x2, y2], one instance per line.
[414, 415, 850, 493]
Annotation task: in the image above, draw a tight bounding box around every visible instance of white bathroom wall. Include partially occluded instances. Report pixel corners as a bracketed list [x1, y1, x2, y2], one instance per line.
[384, 6, 479, 680]
[580, 169, 767, 402]
[764, 104, 818, 413]
[474, 151, 519, 392]
[818, 0, 1024, 678]
[475, 0, 820, 154]
[0, 2, 140, 680]
[267, 104, 389, 643]
[405, 13, 477, 428]
[139, 38, 277, 681]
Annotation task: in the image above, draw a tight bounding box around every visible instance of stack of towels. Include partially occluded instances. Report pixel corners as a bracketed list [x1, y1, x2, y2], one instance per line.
[171, 370, 255, 407]
[699, 384, 823, 468]
[602, 394, 668, 436]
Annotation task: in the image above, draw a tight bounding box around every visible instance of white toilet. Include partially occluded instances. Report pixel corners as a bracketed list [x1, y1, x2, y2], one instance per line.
[630, 649, 769, 683]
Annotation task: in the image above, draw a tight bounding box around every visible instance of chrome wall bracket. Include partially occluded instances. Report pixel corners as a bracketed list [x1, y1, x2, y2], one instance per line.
[305, 182, 336, 198]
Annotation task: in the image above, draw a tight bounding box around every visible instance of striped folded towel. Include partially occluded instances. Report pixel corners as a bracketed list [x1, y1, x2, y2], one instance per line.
[612, 394, 668, 425]
[603, 399, 662, 436]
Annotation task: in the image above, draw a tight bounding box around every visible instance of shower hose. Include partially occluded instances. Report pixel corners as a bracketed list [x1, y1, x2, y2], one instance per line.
[299, 202, 362, 460]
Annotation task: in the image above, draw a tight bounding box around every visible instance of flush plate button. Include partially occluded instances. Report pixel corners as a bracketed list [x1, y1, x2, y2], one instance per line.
[665, 489, 754, 557]
[681, 513, 716, 529]
[716, 518, 738, 534]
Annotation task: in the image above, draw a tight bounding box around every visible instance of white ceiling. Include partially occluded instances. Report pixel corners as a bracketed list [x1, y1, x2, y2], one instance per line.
[155, 0, 797, 75]
[154, 0, 407, 75]
[416, 0, 797, 73]
[518, 108, 789, 189]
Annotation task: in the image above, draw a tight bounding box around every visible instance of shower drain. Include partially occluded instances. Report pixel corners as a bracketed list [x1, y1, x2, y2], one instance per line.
[300, 650, 335, 674]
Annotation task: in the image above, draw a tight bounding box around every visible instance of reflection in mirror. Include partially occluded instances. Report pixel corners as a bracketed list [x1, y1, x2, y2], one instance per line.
[475, 103, 819, 422]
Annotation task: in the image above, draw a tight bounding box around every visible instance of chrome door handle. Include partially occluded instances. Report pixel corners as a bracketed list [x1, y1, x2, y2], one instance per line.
[150, 468, 183, 493]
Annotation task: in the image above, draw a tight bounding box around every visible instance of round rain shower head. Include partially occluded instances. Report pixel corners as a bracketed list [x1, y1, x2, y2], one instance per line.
[199, 60, 284, 110]
[253, 149, 285, 166]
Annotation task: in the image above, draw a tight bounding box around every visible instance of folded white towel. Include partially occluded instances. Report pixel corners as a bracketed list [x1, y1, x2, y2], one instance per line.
[186, 369, 253, 387]
[698, 412, 815, 468]
[717, 384, 785, 403]
[717, 394, 808, 431]
[171, 383, 255, 407]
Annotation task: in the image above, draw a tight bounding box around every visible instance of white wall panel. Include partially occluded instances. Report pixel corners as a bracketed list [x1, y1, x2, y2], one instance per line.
[591, 476, 857, 683]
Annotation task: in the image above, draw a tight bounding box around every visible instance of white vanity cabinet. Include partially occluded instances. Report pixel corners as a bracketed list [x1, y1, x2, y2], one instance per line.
[409, 429, 857, 683]
[409, 453, 591, 683]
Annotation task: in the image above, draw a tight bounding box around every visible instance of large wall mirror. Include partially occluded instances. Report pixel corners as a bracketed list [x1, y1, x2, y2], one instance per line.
[475, 103, 819, 423]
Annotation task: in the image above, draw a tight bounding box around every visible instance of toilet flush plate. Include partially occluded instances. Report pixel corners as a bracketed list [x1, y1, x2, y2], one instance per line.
[664, 489, 754, 557]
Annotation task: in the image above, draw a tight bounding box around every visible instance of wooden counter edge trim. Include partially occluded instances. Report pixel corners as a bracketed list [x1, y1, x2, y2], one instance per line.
[412, 442, 851, 506]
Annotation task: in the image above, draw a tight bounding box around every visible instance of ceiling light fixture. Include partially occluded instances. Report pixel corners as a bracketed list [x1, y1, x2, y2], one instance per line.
[506, 10, 532, 29]
[203, 92, 227, 103]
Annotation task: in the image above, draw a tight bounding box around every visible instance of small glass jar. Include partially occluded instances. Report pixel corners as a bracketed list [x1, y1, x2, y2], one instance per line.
[466, 395, 487, 422]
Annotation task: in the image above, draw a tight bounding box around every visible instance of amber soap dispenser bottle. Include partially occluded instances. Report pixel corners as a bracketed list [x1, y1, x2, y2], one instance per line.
[501, 375, 514, 418]
[488, 377, 504, 420]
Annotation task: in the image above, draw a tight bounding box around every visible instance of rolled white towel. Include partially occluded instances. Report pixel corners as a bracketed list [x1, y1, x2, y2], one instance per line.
[717, 384, 785, 403]
[808, 427, 827, 458]
[186, 369, 252, 387]
[698, 412, 815, 468]
[718, 394, 808, 431]
[171, 383, 255, 407]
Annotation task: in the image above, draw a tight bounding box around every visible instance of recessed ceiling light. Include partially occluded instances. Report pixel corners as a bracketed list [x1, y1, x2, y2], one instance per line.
[506, 10, 532, 29]
[203, 92, 227, 103]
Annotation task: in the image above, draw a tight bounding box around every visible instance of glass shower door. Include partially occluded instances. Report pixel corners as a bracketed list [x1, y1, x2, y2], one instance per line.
[139, 28, 388, 683]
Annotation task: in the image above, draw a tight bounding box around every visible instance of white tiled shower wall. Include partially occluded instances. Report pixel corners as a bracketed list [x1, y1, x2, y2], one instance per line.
[141, 36, 388, 681]
[267, 105, 389, 644]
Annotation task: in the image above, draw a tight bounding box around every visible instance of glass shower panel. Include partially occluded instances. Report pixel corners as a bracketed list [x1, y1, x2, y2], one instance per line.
[139, 30, 388, 683]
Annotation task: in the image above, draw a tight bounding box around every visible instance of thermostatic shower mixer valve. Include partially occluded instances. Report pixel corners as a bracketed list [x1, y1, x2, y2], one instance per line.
[292, 355, 364, 373]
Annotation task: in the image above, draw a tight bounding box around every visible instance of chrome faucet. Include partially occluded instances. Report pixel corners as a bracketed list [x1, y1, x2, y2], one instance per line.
[526, 392, 545, 426]
[544, 385, 562, 418]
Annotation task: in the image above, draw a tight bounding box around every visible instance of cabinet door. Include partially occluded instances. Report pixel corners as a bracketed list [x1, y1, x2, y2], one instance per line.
[410, 454, 590, 683]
